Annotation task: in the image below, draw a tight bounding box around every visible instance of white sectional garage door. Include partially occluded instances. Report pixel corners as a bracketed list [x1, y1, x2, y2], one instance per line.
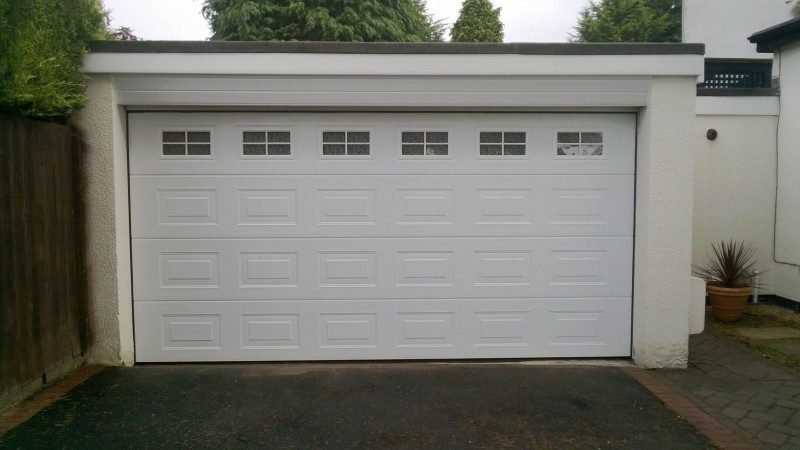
[129, 112, 635, 362]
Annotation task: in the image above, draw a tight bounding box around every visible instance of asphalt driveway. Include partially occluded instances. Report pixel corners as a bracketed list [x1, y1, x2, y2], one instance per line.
[1, 363, 711, 449]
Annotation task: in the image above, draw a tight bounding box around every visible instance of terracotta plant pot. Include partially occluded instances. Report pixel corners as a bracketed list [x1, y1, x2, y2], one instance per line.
[707, 284, 753, 322]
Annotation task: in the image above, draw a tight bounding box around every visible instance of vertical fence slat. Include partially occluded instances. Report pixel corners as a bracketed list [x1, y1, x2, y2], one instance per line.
[0, 115, 87, 401]
[0, 119, 13, 390]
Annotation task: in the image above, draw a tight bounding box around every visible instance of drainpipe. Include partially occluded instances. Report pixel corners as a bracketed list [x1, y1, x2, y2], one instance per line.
[752, 271, 761, 305]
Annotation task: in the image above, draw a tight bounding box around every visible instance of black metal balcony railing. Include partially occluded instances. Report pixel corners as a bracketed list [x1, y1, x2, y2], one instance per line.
[699, 58, 773, 89]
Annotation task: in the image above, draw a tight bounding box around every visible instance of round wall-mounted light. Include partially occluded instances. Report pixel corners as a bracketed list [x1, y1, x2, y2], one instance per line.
[706, 129, 718, 141]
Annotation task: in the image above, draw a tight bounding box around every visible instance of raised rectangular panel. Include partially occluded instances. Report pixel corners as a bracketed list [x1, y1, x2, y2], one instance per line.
[318, 252, 377, 287]
[162, 314, 220, 349]
[549, 250, 606, 286]
[549, 311, 606, 346]
[474, 312, 531, 346]
[474, 251, 531, 286]
[397, 189, 454, 224]
[475, 189, 532, 224]
[318, 189, 376, 224]
[241, 314, 299, 349]
[160, 253, 219, 287]
[397, 313, 453, 347]
[238, 189, 297, 225]
[158, 190, 218, 225]
[240, 253, 298, 288]
[319, 313, 377, 348]
[550, 187, 607, 225]
[397, 252, 454, 287]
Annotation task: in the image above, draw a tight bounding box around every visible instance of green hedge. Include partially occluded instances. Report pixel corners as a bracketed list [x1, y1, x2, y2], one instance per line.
[0, 0, 109, 119]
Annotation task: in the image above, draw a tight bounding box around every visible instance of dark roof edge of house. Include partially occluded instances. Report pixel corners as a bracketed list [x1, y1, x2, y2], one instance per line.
[87, 40, 705, 56]
[749, 18, 800, 53]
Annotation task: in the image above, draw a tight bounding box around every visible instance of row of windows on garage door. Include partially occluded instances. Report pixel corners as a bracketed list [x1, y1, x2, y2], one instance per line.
[160, 129, 606, 159]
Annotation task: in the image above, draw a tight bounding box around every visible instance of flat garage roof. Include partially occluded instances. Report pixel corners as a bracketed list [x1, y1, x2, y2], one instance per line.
[87, 40, 705, 56]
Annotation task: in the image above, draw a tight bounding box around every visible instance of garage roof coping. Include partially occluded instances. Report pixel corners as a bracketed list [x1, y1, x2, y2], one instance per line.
[87, 40, 705, 56]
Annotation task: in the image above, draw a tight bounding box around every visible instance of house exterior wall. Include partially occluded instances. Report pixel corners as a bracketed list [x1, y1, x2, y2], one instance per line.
[692, 112, 778, 293]
[75, 50, 701, 368]
[683, 0, 796, 59]
[775, 42, 800, 301]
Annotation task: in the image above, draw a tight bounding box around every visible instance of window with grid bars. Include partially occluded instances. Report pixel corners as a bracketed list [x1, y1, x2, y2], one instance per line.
[479, 131, 527, 156]
[242, 130, 292, 157]
[161, 131, 212, 157]
[401, 131, 449, 156]
[556, 131, 604, 157]
[322, 131, 371, 156]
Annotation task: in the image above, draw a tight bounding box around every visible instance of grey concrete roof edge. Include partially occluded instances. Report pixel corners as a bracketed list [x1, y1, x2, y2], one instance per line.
[87, 40, 705, 55]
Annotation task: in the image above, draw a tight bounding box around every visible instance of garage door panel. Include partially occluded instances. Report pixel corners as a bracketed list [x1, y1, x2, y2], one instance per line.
[130, 175, 634, 238]
[130, 112, 635, 362]
[134, 297, 632, 362]
[129, 113, 635, 176]
[131, 237, 632, 301]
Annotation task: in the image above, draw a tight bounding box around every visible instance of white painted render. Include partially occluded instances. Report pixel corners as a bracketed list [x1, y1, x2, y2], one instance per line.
[774, 42, 800, 301]
[82, 53, 704, 77]
[76, 51, 701, 368]
[633, 77, 697, 368]
[692, 114, 778, 293]
[72, 76, 134, 366]
[683, 0, 797, 59]
[696, 97, 780, 117]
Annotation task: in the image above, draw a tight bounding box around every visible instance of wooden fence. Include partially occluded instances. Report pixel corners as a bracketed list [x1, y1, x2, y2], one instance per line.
[0, 115, 87, 407]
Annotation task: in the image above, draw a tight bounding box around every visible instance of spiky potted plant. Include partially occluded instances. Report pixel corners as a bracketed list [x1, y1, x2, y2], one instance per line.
[693, 240, 761, 322]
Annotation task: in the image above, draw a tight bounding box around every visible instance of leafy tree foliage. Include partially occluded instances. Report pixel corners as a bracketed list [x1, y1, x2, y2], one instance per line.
[450, 0, 503, 43]
[0, 0, 110, 119]
[203, 0, 444, 42]
[571, 0, 681, 43]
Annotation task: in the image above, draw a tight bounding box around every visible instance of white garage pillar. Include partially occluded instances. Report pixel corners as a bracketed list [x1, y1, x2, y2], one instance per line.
[633, 76, 697, 368]
[73, 75, 134, 367]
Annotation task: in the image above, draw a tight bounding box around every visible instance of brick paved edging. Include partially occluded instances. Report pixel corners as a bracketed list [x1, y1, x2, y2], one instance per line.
[0, 365, 105, 437]
[622, 366, 756, 449]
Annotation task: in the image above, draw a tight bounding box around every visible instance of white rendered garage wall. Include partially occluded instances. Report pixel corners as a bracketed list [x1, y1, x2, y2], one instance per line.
[76, 48, 703, 367]
[72, 75, 133, 366]
[775, 42, 800, 302]
[633, 77, 697, 368]
[692, 111, 778, 293]
[683, 0, 797, 59]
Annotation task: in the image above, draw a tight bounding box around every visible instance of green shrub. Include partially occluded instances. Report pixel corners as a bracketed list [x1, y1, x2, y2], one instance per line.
[450, 0, 504, 43]
[0, 0, 110, 119]
[203, 0, 444, 42]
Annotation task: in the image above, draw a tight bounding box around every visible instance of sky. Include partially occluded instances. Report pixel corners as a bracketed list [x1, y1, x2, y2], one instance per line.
[103, 0, 589, 42]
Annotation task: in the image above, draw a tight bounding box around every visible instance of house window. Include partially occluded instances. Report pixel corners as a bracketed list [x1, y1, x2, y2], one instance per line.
[556, 131, 604, 157]
[401, 131, 449, 156]
[242, 130, 291, 157]
[322, 131, 371, 156]
[162, 131, 211, 157]
[479, 131, 527, 156]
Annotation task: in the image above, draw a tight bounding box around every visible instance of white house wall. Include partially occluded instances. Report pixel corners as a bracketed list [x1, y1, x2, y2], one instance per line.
[775, 42, 800, 301]
[692, 113, 778, 293]
[684, 0, 797, 59]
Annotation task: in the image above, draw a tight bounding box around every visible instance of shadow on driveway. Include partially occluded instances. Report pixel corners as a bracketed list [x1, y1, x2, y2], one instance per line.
[1, 363, 712, 449]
